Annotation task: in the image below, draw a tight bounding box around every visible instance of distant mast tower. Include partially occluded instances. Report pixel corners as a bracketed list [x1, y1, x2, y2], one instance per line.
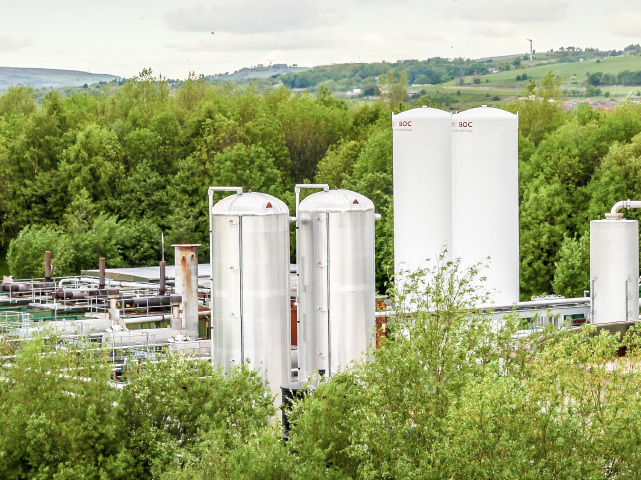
[527, 38, 533, 62]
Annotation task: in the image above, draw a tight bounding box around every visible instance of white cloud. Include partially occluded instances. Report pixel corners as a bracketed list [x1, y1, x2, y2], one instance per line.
[165, 1, 336, 34]
[166, 28, 346, 53]
[469, 22, 517, 39]
[0, 33, 33, 52]
[445, 0, 569, 23]
[609, 11, 641, 37]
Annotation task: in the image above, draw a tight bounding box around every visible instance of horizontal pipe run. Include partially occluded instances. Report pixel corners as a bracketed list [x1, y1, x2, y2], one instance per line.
[123, 310, 209, 325]
[208, 186, 243, 196]
[609, 199, 641, 217]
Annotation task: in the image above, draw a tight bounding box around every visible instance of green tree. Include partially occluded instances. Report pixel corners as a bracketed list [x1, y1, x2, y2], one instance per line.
[586, 131, 641, 220]
[276, 92, 350, 182]
[314, 140, 362, 188]
[210, 143, 287, 197]
[118, 218, 163, 267]
[520, 177, 574, 297]
[0, 85, 36, 117]
[108, 68, 170, 128]
[165, 155, 211, 250]
[552, 234, 590, 297]
[59, 123, 124, 208]
[506, 72, 565, 145]
[114, 160, 172, 226]
[7, 225, 74, 278]
[120, 357, 277, 478]
[379, 67, 409, 110]
[289, 255, 514, 478]
[0, 336, 125, 478]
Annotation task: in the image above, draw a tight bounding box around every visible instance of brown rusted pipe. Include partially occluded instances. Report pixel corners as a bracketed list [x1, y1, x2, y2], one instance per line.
[159, 260, 166, 296]
[44, 251, 52, 281]
[98, 257, 106, 289]
[172, 244, 201, 339]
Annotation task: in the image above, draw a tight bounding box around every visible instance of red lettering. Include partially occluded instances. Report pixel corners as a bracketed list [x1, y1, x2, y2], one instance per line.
[458, 121, 473, 128]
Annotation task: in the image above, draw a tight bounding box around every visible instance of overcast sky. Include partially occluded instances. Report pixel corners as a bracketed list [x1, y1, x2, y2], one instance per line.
[1, 0, 640, 79]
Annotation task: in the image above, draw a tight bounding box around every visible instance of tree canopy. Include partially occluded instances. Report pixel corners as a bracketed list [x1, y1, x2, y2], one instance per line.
[3, 72, 641, 298]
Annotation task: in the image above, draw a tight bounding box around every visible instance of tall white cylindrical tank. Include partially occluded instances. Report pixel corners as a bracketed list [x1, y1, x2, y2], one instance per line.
[297, 189, 376, 379]
[210, 191, 291, 399]
[392, 107, 453, 274]
[590, 218, 639, 324]
[451, 106, 519, 304]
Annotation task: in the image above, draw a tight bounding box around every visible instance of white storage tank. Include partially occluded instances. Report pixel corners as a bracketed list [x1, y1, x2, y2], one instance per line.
[590, 218, 639, 324]
[392, 107, 453, 274]
[451, 106, 519, 304]
[297, 189, 376, 379]
[210, 190, 291, 400]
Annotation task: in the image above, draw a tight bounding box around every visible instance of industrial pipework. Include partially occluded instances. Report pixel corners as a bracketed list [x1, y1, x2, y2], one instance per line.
[609, 200, 641, 217]
[294, 184, 329, 221]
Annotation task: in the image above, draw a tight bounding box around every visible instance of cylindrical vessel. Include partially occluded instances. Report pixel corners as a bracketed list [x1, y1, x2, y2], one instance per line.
[44, 251, 52, 281]
[590, 219, 639, 323]
[297, 189, 376, 379]
[159, 261, 166, 296]
[98, 257, 106, 289]
[173, 244, 200, 338]
[210, 192, 291, 399]
[392, 107, 453, 274]
[451, 106, 519, 304]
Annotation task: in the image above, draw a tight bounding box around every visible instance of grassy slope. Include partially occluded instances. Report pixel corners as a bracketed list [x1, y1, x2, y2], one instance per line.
[426, 55, 641, 108]
[459, 55, 641, 87]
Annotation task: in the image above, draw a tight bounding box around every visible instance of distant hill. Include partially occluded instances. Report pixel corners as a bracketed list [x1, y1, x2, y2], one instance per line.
[207, 63, 310, 82]
[271, 47, 641, 93]
[0, 67, 119, 91]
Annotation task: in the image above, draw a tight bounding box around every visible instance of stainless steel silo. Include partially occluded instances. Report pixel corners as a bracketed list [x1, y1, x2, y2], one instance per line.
[297, 189, 376, 379]
[209, 188, 291, 400]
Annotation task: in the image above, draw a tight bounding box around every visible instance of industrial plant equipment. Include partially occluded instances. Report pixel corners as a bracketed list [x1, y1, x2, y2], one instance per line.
[209, 188, 291, 399]
[590, 201, 640, 324]
[451, 106, 519, 303]
[296, 188, 377, 378]
[173, 244, 200, 338]
[392, 107, 453, 274]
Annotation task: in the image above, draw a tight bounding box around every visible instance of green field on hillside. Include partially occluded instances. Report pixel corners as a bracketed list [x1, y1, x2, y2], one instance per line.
[454, 55, 641, 87]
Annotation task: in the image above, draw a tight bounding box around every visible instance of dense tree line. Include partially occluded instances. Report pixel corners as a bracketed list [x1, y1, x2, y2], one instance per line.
[509, 74, 641, 298]
[4, 71, 641, 298]
[588, 69, 641, 86]
[277, 57, 497, 91]
[0, 71, 390, 285]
